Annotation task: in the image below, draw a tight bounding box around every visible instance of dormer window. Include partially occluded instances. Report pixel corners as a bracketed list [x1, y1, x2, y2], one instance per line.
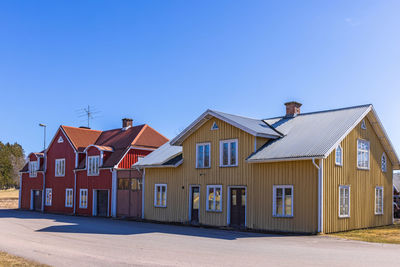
[335, 145, 343, 166]
[29, 161, 38, 177]
[361, 120, 366, 130]
[88, 156, 100, 176]
[381, 153, 387, 172]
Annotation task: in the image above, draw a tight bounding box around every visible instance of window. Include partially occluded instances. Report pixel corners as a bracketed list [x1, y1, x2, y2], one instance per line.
[211, 122, 219, 130]
[79, 189, 88, 208]
[45, 188, 52, 206]
[361, 119, 366, 130]
[118, 179, 140, 191]
[55, 158, 65, 177]
[154, 184, 167, 207]
[375, 187, 384, 215]
[87, 156, 100, 176]
[381, 153, 387, 172]
[57, 136, 64, 143]
[357, 139, 370, 169]
[273, 185, 293, 217]
[29, 161, 38, 177]
[335, 145, 343, 166]
[220, 139, 238, 167]
[196, 143, 211, 168]
[206, 185, 222, 212]
[65, 189, 73, 208]
[339, 186, 350, 217]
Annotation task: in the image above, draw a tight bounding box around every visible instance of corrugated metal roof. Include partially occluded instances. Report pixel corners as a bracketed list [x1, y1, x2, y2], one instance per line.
[136, 104, 399, 169]
[210, 110, 283, 137]
[134, 141, 182, 167]
[170, 109, 281, 146]
[247, 105, 372, 161]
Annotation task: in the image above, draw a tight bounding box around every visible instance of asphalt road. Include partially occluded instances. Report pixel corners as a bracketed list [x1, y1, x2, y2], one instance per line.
[0, 209, 399, 266]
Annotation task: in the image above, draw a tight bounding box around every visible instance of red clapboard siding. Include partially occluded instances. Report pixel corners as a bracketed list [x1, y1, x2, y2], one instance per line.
[118, 149, 152, 169]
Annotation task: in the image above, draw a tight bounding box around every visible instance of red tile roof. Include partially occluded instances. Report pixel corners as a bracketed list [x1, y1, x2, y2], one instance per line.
[61, 126, 102, 152]
[63, 124, 169, 169]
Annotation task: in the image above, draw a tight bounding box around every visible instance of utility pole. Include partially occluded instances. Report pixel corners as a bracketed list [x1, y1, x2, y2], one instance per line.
[39, 123, 46, 151]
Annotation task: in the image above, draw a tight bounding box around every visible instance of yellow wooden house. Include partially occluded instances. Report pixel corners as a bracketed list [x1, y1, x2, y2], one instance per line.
[135, 102, 399, 233]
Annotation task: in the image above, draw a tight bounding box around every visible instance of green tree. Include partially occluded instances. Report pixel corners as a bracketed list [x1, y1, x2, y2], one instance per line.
[0, 141, 25, 189]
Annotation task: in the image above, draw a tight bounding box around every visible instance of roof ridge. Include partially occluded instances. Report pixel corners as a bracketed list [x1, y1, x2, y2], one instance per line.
[263, 104, 372, 120]
[209, 109, 262, 121]
[101, 124, 146, 133]
[61, 125, 103, 132]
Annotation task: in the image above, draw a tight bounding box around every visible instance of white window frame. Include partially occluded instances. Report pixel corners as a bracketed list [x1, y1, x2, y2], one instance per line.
[87, 155, 100, 176]
[65, 188, 73, 208]
[211, 122, 219, 130]
[45, 188, 52, 206]
[357, 139, 370, 170]
[272, 185, 294, 217]
[55, 158, 65, 177]
[335, 144, 343, 166]
[219, 139, 238, 167]
[375, 186, 384, 215]
[154, 184, 167, 207]
[381, 153, 387, 172]
[79, 189, 88, 209]
[339, 185, 350, 218]
[196, 142, 211, 168]
[29, 161, 38, 177]
[206, 185, 223, 212]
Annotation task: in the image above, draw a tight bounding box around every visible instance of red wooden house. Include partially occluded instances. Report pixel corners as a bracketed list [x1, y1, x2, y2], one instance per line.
[19, 118, 168, 218]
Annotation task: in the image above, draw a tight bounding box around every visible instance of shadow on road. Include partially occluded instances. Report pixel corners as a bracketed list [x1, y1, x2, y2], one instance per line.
[0, 209, 286, 240]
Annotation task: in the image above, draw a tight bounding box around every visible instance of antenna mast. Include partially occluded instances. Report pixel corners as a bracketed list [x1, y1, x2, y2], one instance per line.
[76, 105, 100, 128]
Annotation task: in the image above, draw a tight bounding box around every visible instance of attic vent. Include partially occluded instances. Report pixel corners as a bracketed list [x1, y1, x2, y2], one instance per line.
[361, 120, 366, 130]
[57, 136, 64, 143]
[211, 122, 219, 130]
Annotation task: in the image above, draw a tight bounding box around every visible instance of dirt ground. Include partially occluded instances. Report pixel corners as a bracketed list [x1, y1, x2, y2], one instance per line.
[0, 189, 19, 209]
[0, 251, 48, 267]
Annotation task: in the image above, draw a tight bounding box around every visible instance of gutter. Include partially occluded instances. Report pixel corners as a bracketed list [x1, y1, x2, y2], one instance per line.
[312, 158, 323, 233]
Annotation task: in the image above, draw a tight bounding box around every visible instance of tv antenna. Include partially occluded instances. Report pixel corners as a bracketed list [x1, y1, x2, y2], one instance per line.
[76, 105, 101, 128]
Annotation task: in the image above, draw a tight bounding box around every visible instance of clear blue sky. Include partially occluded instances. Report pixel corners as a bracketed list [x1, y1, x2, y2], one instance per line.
[1, 1, 399, 156]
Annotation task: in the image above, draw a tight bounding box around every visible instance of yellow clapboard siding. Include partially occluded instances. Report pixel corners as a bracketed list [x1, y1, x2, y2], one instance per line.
[144, 117, 319, 233]
[323, 113, 393, 233]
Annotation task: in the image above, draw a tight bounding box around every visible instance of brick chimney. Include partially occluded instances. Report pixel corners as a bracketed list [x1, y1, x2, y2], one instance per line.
[285, 101, 302, 117]
[122, 118, 133, 128]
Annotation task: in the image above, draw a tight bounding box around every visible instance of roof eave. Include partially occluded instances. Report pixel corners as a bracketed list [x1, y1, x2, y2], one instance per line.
[246, 156, 324, 163]
[134, 159, 183, 169]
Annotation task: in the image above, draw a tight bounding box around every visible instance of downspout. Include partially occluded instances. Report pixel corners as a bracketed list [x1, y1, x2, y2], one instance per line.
[312, 158, 323, 233]
[111, 168, 117, 217]
[73, 170, 77, 215]
[42, 153, 47, 212]
[18, 173, 22, 209]
[42, 172, 46, 212]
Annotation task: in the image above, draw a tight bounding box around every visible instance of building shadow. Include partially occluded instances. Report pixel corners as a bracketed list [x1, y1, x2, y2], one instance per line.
[0, 209, 296, 240]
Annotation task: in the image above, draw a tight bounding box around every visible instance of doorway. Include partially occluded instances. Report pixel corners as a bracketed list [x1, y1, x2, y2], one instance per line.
[32, 190, 42, 211]
[96, 190, 109, 217]
[229, 187, 246, 228]
[190, 186, 200, 224]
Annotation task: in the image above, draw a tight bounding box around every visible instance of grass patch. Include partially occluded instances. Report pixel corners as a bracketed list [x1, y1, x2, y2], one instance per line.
[0, 189, 19, 209]
[0, 251, 48, 267]
[330, 221, 400, 244]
